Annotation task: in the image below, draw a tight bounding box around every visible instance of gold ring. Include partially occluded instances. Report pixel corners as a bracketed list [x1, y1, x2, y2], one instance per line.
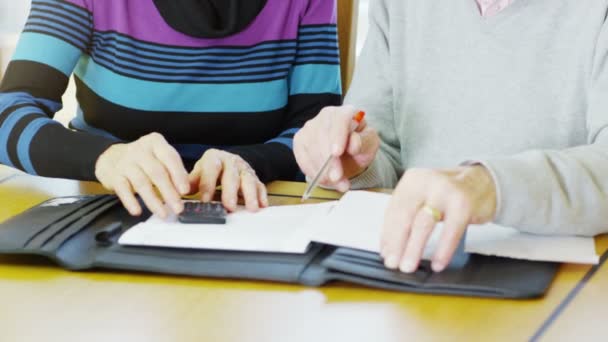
[422, 204, 443, 222]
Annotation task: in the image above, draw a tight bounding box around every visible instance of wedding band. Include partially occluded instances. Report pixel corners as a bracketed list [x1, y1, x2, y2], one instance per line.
[422, 204, 443, 222]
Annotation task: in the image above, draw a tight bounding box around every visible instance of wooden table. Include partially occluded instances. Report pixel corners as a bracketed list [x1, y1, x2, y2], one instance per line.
[0, 172, 606, 342]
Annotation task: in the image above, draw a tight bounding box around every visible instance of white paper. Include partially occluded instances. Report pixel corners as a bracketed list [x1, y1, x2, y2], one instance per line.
[308, 191, 599, 264]
[119, 202, 335, 253]
[466, 224, 599, 264]
[119, 191, 599, 264]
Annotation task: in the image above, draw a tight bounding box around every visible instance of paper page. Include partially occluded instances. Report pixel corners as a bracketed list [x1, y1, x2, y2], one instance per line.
[466, 224, 599, 264]
[309, 191, 599, 264]
[119, 202, 335, 254]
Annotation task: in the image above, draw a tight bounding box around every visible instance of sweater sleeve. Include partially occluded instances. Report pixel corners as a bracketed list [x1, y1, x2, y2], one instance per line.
[346, 0, 403, 189]
[0, 0, 117, 181]
[227, 0, 342, 183]
[475, 20, 608, 237]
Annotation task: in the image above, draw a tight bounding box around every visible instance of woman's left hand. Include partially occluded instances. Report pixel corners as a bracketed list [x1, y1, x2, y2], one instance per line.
[381, 165, 498, 273]
[189, 149, 269, 212]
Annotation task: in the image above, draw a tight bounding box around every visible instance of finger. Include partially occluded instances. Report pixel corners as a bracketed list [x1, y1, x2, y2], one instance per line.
[380, 178, 425, 269]
[293, 137, 317, 179]
[138, 154, 183, 214]
[329, 105, 360, 157]
[114, 176, 142, 216]
[431, 202, 470, 272]
[220, 156, 240, 212]
[380, 196, 423, 269]
[399, 208, 440, 273]
[240, 172, 260, 212]
[257, 182, 269, 208]
[151, 137, 190, 195]
[188, 164, 202, 196]
[198, 152, 223, 202]
[346, 131, 363, 156]
[126, 166, 167, 219]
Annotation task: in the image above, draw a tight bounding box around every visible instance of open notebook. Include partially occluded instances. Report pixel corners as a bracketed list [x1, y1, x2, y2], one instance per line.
[119, 191, 599, 264]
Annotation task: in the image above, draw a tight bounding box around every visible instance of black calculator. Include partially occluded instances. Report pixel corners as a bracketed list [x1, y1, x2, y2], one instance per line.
[178, 201, 227, 224]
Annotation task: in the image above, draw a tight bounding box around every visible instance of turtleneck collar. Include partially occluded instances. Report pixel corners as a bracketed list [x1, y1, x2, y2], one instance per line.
[153, 0, 268, 39]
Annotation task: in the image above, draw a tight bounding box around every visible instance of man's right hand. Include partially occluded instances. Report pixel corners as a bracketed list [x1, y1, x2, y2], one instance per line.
[294, 105, 380, 192]
[95, 132, 190, 219]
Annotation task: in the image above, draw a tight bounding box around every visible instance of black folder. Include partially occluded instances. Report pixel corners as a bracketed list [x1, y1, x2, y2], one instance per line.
[0, 195, 558, 298]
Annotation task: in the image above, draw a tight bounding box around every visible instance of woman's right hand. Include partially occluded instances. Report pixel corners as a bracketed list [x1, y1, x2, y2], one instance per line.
[95, 132, 190, 219]
[294, 105, 381, 192]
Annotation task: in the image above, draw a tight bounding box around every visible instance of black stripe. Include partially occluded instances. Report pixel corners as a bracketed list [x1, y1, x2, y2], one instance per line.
[32, 0, 92, 21]
[23, 25, 88, 51]
[530, 248, 608, 341]
[90, 52, 291, 79]
[22, 28, 87, 52]
[298, 31, 339, 38]
[297, 38, 340, 44]
[94, 29, 298, 52]
[92, 37, 298, 61]
[293, 61, 340, 66]
[28, 10, 91, 39]
[0, 104, 39, 129]
[0, 60, 71, 102]
[297, 52, 340, 58]
[91, 47, 295, 72]
[299, 24, 338, 29]
[74, 77, 290, 143]
[6, 113, 47, 170]
[88, 56, 290, 84]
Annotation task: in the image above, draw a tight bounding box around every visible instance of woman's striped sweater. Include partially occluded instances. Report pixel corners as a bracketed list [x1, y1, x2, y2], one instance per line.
[0, 0, 341, 182]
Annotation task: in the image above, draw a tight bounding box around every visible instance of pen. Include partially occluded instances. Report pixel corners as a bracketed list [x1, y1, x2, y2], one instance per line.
[302, 111, 366, 201]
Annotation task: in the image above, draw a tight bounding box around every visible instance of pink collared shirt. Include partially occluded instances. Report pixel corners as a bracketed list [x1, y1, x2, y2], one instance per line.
[476, 0, 514, 17]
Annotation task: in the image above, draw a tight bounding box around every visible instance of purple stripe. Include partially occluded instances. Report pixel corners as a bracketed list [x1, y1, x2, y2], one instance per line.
[301, 0, 337, 25]
[90, 0, 318, 47]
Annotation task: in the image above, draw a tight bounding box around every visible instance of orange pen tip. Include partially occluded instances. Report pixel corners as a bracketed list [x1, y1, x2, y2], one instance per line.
[354, 110, 366, 123]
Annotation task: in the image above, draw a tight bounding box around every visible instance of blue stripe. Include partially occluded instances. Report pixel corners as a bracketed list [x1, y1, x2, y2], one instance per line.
[0, 92, 62, 113]
[34, 0, 91, 16]
[93, 31, 298, 55]
[289, 64, 341, 95]
[91, 49, 293, 75]
[93, 45, 296, 69]
[0, 106, 44, 167]
[12, 32, 82, 75]
[298, 41, 339, 49]
[26, 17, 89, 44]
[29, 7, 90, 36]
[299, 34, 339, 42]
[298, 26, 338, 34]
[280, 128, 300, 136]
[31, 2, 91, 27]
[295, 56, 341, 64]
[74, 57, 289, 112]
[24, 24, 86, 51]
[90, 54, 289, 83]
[17, 118, 57, 174]
[92, 38, 296, 62]
[92, 40, 296, 66]
[266, 137, 293, 149]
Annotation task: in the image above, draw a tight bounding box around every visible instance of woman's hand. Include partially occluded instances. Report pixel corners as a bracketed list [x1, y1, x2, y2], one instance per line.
[95, 133, 190, 219]
[189, 149, 268, 212]
[294, 105, 380, 192]
[381, 165, 498, 273]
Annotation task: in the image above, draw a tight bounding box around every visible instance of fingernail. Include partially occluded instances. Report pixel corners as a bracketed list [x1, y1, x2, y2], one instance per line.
[330, 168, 341, 182]
[180, 184, 189, 195]
[384, 255, 399, 269]
[400, 259, 417, 273]
[332, 144, 341, 156]
[432, 261, 446, 273]
[202, 193, 211, 202]
[173, 203, 183, 213]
